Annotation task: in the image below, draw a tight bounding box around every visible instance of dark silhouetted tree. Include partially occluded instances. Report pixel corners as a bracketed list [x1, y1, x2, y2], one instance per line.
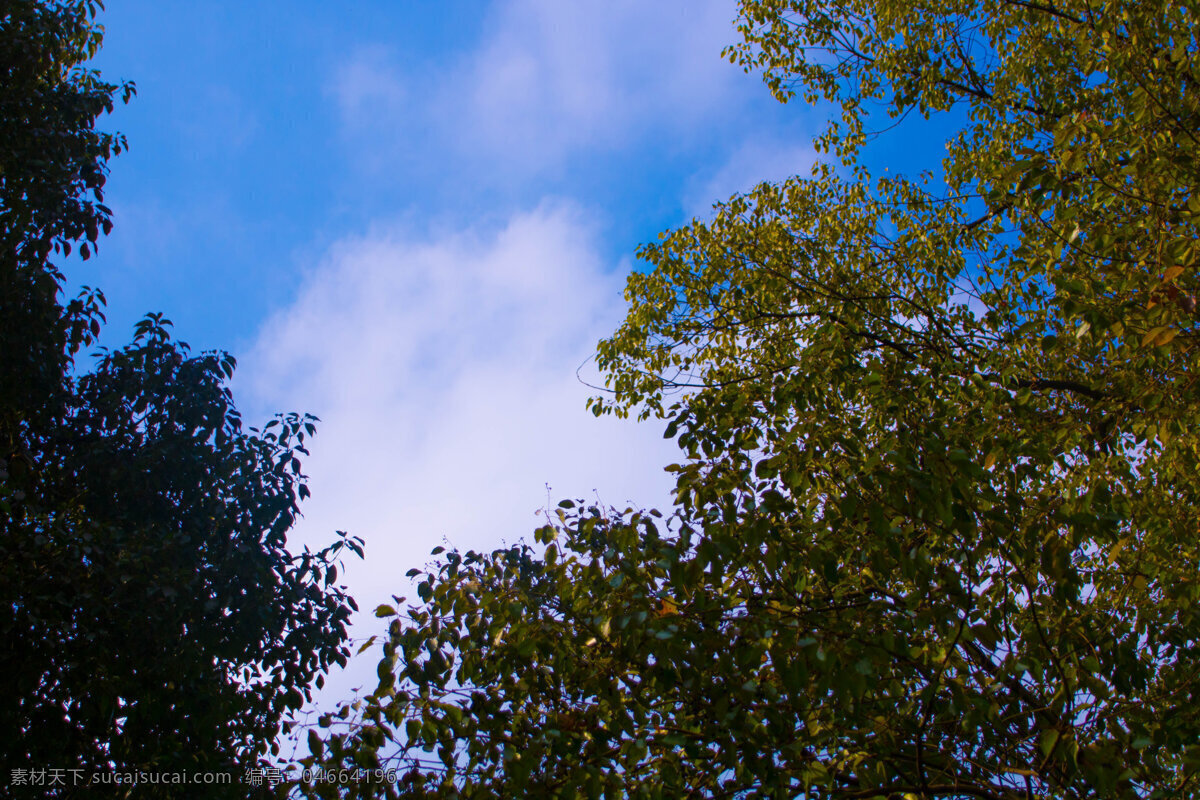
[1, 3, 361, 795]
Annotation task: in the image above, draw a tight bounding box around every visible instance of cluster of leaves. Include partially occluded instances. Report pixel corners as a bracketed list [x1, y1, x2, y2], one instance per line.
[310, 0, 1200, 797]
[5, 317, 363, 788]
[1, 2, 361, 795]
[0, 0, 130, 421]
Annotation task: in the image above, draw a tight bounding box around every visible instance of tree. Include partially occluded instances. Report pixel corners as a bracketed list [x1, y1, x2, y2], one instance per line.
[311, 0, 1199, 797]
[0, 0, 128, 426]
[1, 3, 361, 794]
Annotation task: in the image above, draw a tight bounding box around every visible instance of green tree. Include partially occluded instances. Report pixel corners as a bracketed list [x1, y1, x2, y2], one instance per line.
[1, 2, 361, 794]
[313, 0, 1200, 797]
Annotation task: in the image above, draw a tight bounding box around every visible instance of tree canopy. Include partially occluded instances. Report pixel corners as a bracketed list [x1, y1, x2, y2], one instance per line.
[0, 0, 128, 423]
[311, 0, 1200, 797]
[1, 2, 361, 794]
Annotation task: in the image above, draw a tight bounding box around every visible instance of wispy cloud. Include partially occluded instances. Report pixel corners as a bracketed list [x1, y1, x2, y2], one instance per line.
[328, 0, 747, 177]
[455, 0, 742, 161]
[330, 45, 406, 132]
[241, 202, 677, 705]
[684, 138, 818, 220]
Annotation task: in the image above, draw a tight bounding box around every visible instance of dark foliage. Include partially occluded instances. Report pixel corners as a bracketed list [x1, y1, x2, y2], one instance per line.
[1, 3, 361, 795]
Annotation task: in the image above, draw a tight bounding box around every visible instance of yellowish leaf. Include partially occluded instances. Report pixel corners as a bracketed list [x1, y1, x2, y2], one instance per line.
[1162, 264, 1185, 283]
[1153, 328, 1180, 347]
[1142, 326, 1167, 346]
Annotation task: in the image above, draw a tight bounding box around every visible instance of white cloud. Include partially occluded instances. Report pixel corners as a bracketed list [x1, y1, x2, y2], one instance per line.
[329, 0, 746, 174]
[241, 202, 677, 709]
[457, 0, 740, 159]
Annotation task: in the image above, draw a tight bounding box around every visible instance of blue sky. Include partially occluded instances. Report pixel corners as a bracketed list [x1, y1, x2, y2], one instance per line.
[69, 0, 947, 718]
